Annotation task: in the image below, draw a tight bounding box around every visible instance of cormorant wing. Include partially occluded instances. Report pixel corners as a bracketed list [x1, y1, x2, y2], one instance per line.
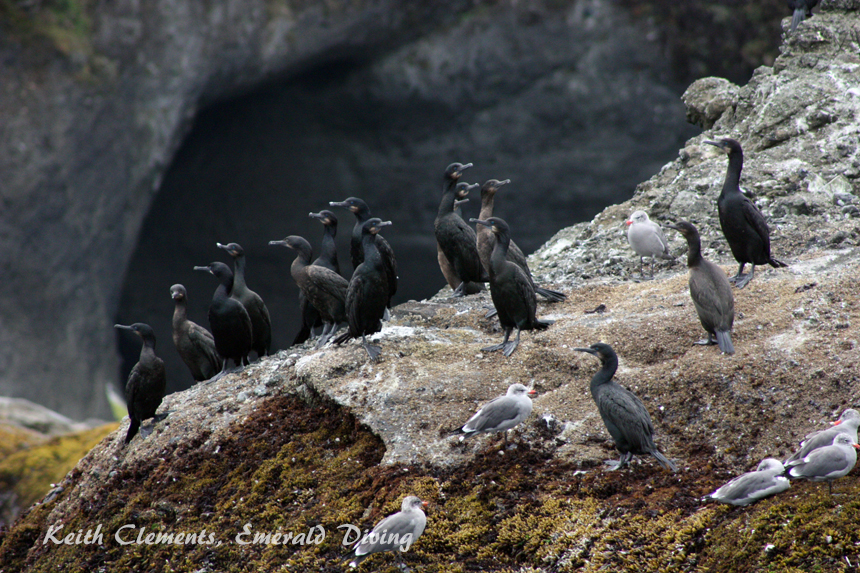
[596, 383, 655, 449]
[741, 196, 772, 251]
[305, 265, 349, 302]
[690, 262, 734, 322]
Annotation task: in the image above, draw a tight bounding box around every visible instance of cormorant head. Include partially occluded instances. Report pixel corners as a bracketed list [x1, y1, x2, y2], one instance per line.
[480, 179, 510, 199]
[665, 221, 700, 242]
[329, 197, 369, 215]
[309, 210, 338, 228]
[216, 242, 244, 258]
[170, 284, 187, 301]
[444, 162, 473, 182]
[194, 261, 233, 282]
[455, 181, 479, 199]
[704, 138, 742, 157]
[573, 342, 616, 364]
[362, 218, 392, 236]
[626, 210, 649, 226]
[507, 383, 537, 397]
[114, 322, 157, 346]
[268, 235, 312, 257]
[470, 216, 509, 236]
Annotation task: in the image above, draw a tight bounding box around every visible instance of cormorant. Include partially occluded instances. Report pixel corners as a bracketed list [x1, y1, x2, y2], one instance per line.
[667, 221, 735, 355]
[471, 217, 552, 356]
[476, 179, 566, 302]
[788, 433, 859, 496]
[788, 0, 818, 33]
[170, 284, 222, 382]
[708, 459, 790, 506]
[292, 211, 342, 345]
[574, 343, 677, 472]
[216, 242, 272, 358]
[437, 182, 484, 294]
[705, 138, 787, 288]
[435, 162, 490, 297]
[269, 235, 348, 348]
[114, 323, 167, 444]
[333, 218, 393, 362]
[457, 383, 536, 445]
[349, 496, 428, 568]
[785, 409, 860, 466]
[193, 262, 253, 374]
[328, 197, 398, 311]
[626, 210, 674, 279]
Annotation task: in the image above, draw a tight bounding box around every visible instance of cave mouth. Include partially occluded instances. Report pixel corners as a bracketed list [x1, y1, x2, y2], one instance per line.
[115, 46, 696, 392]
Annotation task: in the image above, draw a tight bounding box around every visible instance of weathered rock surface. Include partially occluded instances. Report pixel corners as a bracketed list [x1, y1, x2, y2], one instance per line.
[1, 3, 859, 572]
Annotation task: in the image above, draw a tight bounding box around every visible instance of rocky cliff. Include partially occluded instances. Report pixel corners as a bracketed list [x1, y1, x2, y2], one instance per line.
[1, 1, 860, 572]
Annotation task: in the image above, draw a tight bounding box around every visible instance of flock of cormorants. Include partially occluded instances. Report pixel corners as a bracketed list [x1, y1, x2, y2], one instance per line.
[112, 3, 840, 563]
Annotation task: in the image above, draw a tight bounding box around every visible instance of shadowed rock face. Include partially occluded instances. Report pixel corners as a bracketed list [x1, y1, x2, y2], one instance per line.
[0, 0, 697, 419]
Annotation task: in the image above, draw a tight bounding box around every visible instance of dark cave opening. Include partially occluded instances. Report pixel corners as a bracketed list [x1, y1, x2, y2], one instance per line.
[115, 51, 697, 393]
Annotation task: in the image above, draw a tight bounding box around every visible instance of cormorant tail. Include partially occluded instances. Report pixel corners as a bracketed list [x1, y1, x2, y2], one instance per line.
[769, 257, 788, 269]
[125, 418, 140, 444]
[535, 319, 554, 330]
[716, 330, 735, 355]
[651, 450, 678, 473]
[535, 286, 567, 302]
[791, 8, 805, 33]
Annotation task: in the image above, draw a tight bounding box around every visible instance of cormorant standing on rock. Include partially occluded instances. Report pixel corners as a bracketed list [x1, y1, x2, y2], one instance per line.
[457, 383, 536, 445]
[788, 0, 818, 33]
[437, 183, 484, 294]
[194, 262, 253, 375]
[435, 162, 490, 297]
[329, 197, 398, 312]
[574, 343, 677, 472]
[667, 221, 735, 355]
[170, 284, 222, 382]
[708, 458, 790, 506]
[471, 217, 552, 357]
[785, 409, 860, 466]
[705, 138, 787, 288]
[476, 179, 566, 302]
[333, 218, 393, 362]
[292, 211, 342, 345]
[788, 433, 859, 496]
[269, 235, 348, 348]
[349, 496, 428, 568]
[626, 210, 674, 279]
[115, 323, 167, 444]
[217, 242, 272, 357]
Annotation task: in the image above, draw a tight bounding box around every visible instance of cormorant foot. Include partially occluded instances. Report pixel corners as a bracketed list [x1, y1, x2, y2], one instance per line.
[604, 459, 625, 471]
[481, 343, 505, 353]
[363, 343, 382, 362]
[484, 308, 498, 319]
[732, 273, 753, 289]
[693, 338, 718, 346]
[502, 340, 519, 357]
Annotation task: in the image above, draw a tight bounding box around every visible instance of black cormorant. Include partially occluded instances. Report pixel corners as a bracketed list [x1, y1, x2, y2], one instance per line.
[435, 162, 491, 297]
[574, 343, 677, 472]
[471, 217, 552, 356]
[114, 323, 167, 444]
[667, 221, 735, 355]
[292, 211, 342, 345]
[170, 284, 222, 382]
[333, 218, 392, 362]
[328, 197, 398, 311]
[193, 261, 254, 374]
[477, 179, 566, 301]
[437, 181, 485, 294]
[269, 235, 348, 348]
[788, 0, 818, 33]
[216, 242, 272, 358]
[705, 138, 787, 288]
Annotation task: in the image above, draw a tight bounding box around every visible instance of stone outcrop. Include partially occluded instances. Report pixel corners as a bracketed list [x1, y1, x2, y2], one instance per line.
[0, 3, 859, 571]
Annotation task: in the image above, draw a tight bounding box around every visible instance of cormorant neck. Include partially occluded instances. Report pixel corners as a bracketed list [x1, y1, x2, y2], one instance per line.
[140, 336, 157, 354]
[216, 275, 234, 299]
[437, 187, 458, 219]
[721, 151, 743, 196]
[685, 235, 704, 267]
[490, 230, 511, 269]
[479, 193, 495, 220]
[361, 232, 383, 266]
[589, 355, 618, 392]
[321, 229, 338, 262]
[232, 256, 247, 289]
[172, 299, 187, 323]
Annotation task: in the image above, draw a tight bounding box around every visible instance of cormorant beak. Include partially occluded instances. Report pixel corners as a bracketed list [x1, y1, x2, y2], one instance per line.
[704, 140, 729, 154]
[329, 201, 348, 208]
[268, 240, 288, 247]
[114, 324, 131, 330]
[377, 221, 393, 228]
[193, 265, 212, 274]
[573, 347, 598, 356]
[665, 223, 681, 232]
[499, 179, 511, 186]
[171, 292, 181, 300]
[470, 218, 490, 228]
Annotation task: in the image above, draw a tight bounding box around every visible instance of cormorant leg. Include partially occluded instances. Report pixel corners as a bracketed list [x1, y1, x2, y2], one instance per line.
[315, 323, 333, 349]
[482, 328, 512, 353]
[502, 328, 522, 356]
[383, 307, 391, 322]
[728, 262, 747, 285]
[361, 335, 381, 362]
[734, 264, 755, 289]
[451, 282, 468, 297]
[485, 307, 498, 319]
[693, 333, 718, 346]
